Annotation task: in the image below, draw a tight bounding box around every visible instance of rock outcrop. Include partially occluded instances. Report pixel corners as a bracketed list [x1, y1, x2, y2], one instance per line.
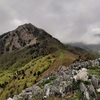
[0, 23, 64, 54]
[7, 58, 100, 100]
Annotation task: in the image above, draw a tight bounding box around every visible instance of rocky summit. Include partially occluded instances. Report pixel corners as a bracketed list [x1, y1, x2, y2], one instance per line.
[8, 58, 100, 100]
[0, 23, 64, 54]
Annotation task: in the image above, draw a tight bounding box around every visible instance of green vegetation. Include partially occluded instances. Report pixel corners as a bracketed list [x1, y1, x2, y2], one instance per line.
[56, 50, 65, 58]
[71, 80, 81, 90]
[88, 67, 100, 77]
[38, 76, 56, 89]
[70, 91, 82, 100]
[0, 54, 55, 100]
[32, 94, 43, 100]
[83, 81, 91, 85]
[0, 48, 78, 100]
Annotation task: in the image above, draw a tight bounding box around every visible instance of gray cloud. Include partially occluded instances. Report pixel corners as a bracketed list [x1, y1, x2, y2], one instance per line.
[0, 0, 100, 44]
[94, 34, 100, 37]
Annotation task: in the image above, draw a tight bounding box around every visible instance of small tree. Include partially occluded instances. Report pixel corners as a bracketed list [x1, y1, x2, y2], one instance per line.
[23, 83, 27, 89]
[33, 72, 36, 76]
[37, 71, 41, 77]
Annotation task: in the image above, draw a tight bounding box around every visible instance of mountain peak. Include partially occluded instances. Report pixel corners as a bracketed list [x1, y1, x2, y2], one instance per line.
[17, 23, 37, 30]
[15, 23, 49, 37]
[0, 23, 63, 54]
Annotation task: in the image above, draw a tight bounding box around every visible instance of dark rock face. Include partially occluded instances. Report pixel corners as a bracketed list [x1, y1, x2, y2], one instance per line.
[0, 24, 40, 53]
[0, 23, 63, 54]
[0, 24, 36, 53]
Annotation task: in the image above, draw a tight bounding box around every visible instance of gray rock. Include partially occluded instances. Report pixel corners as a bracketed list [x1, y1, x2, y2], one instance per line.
[97, 88, 100, 93]
[83, 91, 90, 100]
[7, 98, 13, 100]
[80, 83, 90, 100]
[43, 84, 50, 98]
[80, 82, 87, 92]
[88, 85, 97, 99]
[91, 75, 99, 87]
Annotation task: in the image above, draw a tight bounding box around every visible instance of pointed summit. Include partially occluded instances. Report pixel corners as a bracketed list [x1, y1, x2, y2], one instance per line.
[0, 23, 64, 54]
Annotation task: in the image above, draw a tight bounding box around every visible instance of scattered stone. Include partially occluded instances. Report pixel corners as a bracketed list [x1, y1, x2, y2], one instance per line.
[88, 85, 97, 99]
[91, 75, 99, 87]
[97, 88, 100, 93]
[8, 58, 100, 100]
[7, 98, 13, 100]
[73, 68, 88, 81]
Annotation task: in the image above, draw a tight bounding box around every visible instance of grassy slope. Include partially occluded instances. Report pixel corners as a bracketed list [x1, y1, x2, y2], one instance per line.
[0, 43, 96, 99]
[0, 49, 78, 99]
[0, 44, 97, 99]
[0, 54, 55, 99]
[38, 50, 78, 81]
[65, 44, 98, 60]
[0, 33, 97, 99]
[0, 33, 78, 99]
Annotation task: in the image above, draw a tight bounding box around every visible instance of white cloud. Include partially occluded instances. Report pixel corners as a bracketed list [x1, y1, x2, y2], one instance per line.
[91, 28, 100, 34]
[10, 18, 29, 27]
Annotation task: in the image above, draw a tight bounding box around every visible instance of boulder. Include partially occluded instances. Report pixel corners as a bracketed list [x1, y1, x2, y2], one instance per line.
[43, 84, 50, 98]
[97, 88, 100, 93]
[58, 66, 67, 71]
[83, 91, 90, 100]
[13, 95, 20, 100]
[88, 85, 97, 99]
[7, 98, 13, 100]
[73, 68, 88, 81]
[80, 83, 90, 100]
[91, 75, 99, 87]
[80, 82, 87, 92]
[49, 86, 62, 97]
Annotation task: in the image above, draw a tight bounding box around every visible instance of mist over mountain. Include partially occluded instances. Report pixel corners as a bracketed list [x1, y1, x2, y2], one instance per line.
[68, 42, 100, 53]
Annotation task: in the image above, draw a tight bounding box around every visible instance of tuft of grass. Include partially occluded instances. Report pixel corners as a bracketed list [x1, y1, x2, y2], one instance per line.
[88, 67, 100, 77]
[83, 81, 91, 85]
[38, 76, 56, 89]
[70, 91, 82, 100]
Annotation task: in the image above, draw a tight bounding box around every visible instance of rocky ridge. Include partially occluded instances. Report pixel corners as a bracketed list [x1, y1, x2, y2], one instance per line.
[8, 58, 100, 100]
[0, 23, 38, 53]
[0, 23, 63, 54]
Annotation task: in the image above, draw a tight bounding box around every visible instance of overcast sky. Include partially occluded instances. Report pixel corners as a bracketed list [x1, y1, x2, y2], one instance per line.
[0, 0, 100, 44]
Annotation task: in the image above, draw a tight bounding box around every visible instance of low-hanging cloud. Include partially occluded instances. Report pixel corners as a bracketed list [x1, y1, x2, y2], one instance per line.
[0, 0, 100, 44]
